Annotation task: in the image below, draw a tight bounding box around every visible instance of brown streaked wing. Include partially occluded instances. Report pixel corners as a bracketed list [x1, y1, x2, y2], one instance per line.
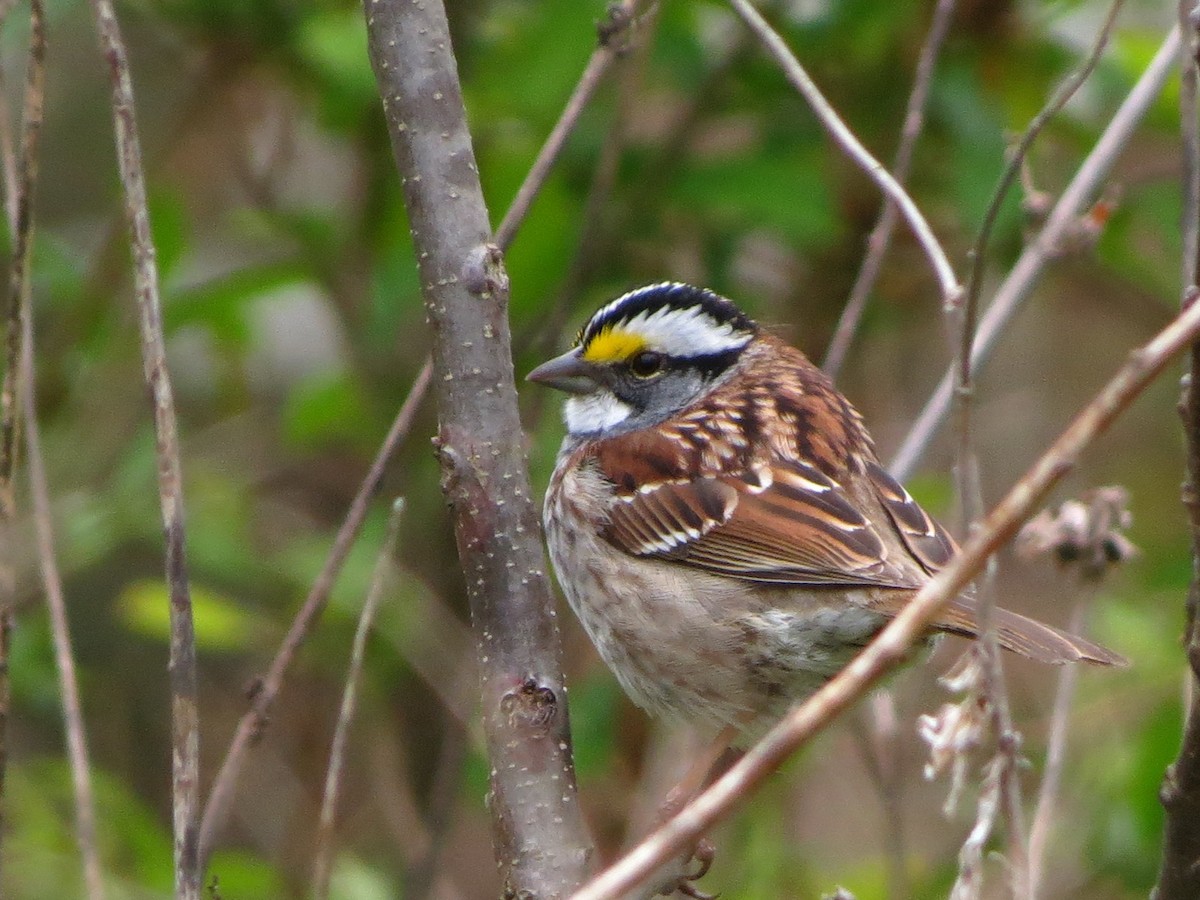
[603, 457, 922, 589]
[865, 460, 956, 572]
[606, 479, 737, 556]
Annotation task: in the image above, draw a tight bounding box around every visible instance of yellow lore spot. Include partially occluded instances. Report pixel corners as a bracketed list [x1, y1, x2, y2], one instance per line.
[581, 327, 647, 363]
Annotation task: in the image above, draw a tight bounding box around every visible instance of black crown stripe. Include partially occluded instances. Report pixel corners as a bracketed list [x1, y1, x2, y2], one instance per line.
[578, 283, 757, 348]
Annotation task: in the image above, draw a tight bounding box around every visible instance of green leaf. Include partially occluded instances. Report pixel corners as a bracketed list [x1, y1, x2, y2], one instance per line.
[149, 189, 190, 284]
[118, 579, 271, 651]
[283, 370, 376, 450]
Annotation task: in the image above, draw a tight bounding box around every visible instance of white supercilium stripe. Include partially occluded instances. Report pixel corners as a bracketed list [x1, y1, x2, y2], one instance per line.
[595, 283, 751, 357]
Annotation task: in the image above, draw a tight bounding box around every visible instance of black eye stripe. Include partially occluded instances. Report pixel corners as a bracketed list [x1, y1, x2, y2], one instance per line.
[621, 348, 741, 380]
[690, 348, 743, 379]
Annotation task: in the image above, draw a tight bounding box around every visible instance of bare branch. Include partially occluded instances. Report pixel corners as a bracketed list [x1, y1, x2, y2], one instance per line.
[823, 0, 957, 379]
[889, 26, 1181, 482]
[937, 11, 1133, 887]
[312, 498, 405, 900]
[198, 358, 432, 866]
[958, 0, 1125, 393]
[1027, 601, 1084, 900]
[1151, 7, 1200, 898]
[728, 0, 961, 308]
[87, 0, 203, 894]
[0, 0, 48, 880]
[22, 329, 106, 900]
[572, 295, 1200, 900]
[493, 0, 641, 253]
[0, 4, 104, 895]
[364, 0, 595, 893]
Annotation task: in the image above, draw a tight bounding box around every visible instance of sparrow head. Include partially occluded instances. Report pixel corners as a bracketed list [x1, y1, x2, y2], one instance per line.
[528, 283, 758, 438]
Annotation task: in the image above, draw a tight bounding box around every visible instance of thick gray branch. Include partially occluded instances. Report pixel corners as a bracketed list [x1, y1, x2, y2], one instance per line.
[362, 1, 593, 896]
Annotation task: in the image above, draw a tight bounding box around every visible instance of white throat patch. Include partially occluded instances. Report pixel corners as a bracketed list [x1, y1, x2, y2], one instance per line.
[564, 391, 633, 435]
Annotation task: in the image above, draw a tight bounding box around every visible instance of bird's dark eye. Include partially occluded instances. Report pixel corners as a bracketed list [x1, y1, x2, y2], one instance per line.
[629, 350, 664, 378]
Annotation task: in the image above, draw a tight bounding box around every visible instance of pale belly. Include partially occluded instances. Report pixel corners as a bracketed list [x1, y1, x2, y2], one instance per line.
[545, 476, 888, 731]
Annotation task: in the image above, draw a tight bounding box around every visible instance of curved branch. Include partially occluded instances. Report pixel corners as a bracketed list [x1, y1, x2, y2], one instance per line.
[729, 0, 961, 308]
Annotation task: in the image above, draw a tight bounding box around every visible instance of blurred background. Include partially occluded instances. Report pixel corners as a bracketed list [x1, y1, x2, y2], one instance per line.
[1, 0, 1192, 896]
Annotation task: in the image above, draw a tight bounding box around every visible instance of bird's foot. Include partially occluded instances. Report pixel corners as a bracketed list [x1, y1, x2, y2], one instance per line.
[658, 838, 717, 898]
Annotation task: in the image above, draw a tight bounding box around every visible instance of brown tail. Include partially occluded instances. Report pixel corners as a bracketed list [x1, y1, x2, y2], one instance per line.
[934, 598, 1127, 667]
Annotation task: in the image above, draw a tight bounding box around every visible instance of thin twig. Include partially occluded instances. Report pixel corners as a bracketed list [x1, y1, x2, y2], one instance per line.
[938, 5, 1131, 887]
[1150, 8, 1200, 899]
[889, 26, 1181, 482]
[941, 8, 1130, 889]
[729, 0, 961, 308]
[197, 358, 432, 867]
[366, 0, 596, 891]
[312, 498, 406, 900]
[0, 0, 46, 882]
[823, 0, 958, 379]
[2, 4, 104, 895]
[22, 333, 107, 899]
[493, 0, 641, 253]
[958, 0, 1126, 394]
[518, 2, 659, 421]
[88, 1, 202, 895]
[1027, 601, 1086, 900]
[571, 295, 1200, 900]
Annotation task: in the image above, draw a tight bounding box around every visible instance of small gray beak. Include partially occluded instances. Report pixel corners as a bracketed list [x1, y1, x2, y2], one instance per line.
[526, 349, 600, 395]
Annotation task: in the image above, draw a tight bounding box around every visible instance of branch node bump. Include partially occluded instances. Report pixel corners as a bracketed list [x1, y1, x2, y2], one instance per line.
[596, 1, 635, 51]
[463, 242, 508, 299]
[501, 676, 559, 736]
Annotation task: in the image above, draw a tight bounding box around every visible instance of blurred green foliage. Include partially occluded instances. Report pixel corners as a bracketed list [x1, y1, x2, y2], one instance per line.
[0, 0, 1193, 897]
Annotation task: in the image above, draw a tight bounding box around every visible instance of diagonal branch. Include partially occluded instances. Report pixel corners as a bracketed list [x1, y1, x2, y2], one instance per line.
[363, 0, 594, 895]
[957, 0, 1126, 397]
[87, 0, 201, 895]
[571, 293, 1200, 900]
[493, 0, 641, 253]
[197, 358, 431, 866]
[201, 0, 631, 869]
[729, 0, 961, 309]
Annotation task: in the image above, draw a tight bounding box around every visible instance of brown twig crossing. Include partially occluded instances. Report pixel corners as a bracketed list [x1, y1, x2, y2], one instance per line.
[729, 0, 961, 309]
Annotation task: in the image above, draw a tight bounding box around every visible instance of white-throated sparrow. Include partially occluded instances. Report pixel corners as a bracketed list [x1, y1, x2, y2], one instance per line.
[529, 283, 1123, 734]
